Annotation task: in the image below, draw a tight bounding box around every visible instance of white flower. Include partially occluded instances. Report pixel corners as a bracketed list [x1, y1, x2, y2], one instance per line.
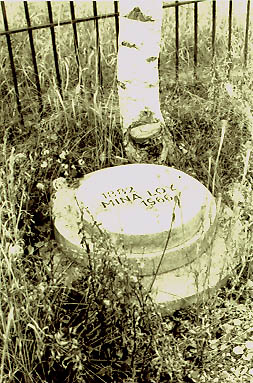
[103, 299, 110, 307]
[36, 182, 45, 191]
[41, 161, 48, 168]
[42, 149, 50, 156]
[242, 353, 252, 361]
[179, 143, 188, 154]
[245, 341, 253, 350]
[233, 345, 244, 355]
[9, 244, 23, 257]
[59, 150, 68, 160]
[38, 282, 45, 293]
[78, 159, 84, 166]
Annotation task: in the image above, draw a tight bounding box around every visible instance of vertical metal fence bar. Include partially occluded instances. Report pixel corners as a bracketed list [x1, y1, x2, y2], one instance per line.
[1, 1, 24, 125]
[194, 1, 198, 79]
[227, 0, 233, 77]
[244, 0, 251, 68]
[228, 0, 232, 52]
[47, 1, 62, 97]
[69, 2, 80, 70]
[212, 0, 216, 59]
[114, 1, 119, 52]
[23, 1, 43, 115]
[175, 1, 179, 81]
[93, 1, 103, 88]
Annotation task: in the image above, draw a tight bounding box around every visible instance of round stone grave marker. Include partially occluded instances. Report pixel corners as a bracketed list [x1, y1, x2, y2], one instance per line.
[52, 164, 241, 311]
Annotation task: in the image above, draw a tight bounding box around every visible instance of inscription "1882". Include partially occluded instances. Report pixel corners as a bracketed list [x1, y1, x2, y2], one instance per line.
[101, 185, 177, 209]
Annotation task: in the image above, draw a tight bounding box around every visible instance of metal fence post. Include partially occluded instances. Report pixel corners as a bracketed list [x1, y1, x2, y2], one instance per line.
[1, 1, 24, 126]
[244, 0, 251, 68]
[194, 1, 198, 80]
[47, 2, 63, 97]
[69, 1, 81, 76]
[93, 1, 103, 89]
[227, 0, 233, 78]
[175, 1, 179, 81]
[114, 1, 119, 52]
[212, 0, 216, 59]
[24, 1, 43, 115]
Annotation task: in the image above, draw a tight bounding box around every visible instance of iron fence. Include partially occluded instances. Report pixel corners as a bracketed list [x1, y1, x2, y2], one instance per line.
[0, 0, 252, 126]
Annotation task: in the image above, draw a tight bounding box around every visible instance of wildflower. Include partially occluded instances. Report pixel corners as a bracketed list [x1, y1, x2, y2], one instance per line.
[59, 150, 68, 160]
[9, 244, 23, 257]
[78, 159, 84, 166]
[36, 182, 45, 191]
[41, 161, 48, 168]
[179, 143, 188, 154]
[103, 299, 110, 307]
[233, 345, 244, 355]
[42, 149, 50, 156]
[130, 275, 138, 283]
[245, 341, 253, 350]
[60, 163, 68, 170]
[243, 353, 252, 361]
[99, 153, 106, 163]
[15, 153, 26, 162]
[38, 282, 46, 293]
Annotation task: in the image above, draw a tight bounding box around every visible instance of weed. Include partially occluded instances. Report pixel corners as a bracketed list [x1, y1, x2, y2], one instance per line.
[0, 2, 252, 382]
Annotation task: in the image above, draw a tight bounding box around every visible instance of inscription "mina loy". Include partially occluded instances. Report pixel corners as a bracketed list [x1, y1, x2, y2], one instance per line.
[101, 185, 178, 209]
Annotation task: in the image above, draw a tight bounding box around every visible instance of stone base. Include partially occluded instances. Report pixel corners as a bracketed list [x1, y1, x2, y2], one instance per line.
[143, 214, 236, 311]
[143, 206, 241, 313]
[51, 165, 243, 313]
[52, 205, 242, 314]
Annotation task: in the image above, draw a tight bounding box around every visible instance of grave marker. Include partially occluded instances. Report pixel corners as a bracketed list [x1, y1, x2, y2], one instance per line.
[52, 164, 242, 311]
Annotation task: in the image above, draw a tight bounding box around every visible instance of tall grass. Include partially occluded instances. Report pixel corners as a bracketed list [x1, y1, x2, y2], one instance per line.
[0, 1, 252, 382]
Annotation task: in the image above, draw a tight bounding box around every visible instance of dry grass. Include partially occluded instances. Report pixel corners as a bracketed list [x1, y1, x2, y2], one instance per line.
[0, 1, 252, 382]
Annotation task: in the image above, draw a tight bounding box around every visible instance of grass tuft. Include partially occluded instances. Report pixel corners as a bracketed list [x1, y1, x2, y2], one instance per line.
[0, 2, 252, 382]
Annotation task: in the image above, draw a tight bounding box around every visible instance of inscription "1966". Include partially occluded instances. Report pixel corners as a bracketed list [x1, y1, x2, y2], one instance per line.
[101, 185, 178, 209]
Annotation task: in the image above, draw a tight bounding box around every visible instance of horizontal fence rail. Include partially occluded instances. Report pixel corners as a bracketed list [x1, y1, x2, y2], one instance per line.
[0, 0, 252, 125]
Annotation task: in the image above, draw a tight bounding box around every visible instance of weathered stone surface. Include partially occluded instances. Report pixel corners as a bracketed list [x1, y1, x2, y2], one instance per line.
[51, 165, 244, 311]
[144, 204, 243, 313]
[53, 164, 216, 273]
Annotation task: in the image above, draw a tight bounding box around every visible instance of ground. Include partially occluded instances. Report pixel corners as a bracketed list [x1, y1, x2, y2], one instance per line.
[0, 2, 252, 382]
